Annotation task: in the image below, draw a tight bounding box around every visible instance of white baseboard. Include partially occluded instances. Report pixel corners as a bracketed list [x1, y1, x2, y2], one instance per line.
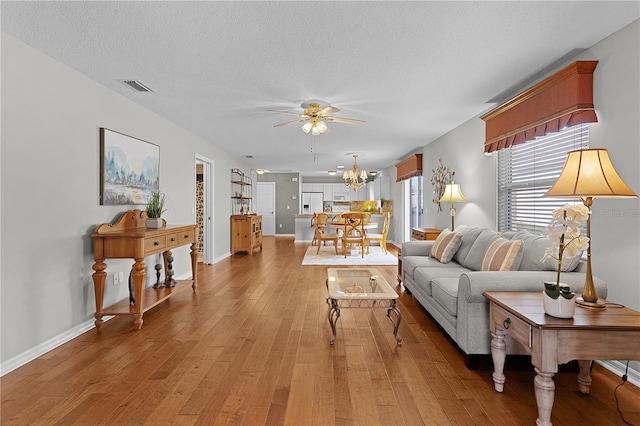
[598, 360, 640, 388]
[0, 271, 193, 377]
[0, 316, 111, 376]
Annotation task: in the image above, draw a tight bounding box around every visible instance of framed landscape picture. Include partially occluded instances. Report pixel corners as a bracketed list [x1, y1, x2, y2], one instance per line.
[100, 128, 160, 205]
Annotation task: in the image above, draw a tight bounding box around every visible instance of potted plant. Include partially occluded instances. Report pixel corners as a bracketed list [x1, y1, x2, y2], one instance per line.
[146, 191, 167, 228]
[540, 203, 590, 318]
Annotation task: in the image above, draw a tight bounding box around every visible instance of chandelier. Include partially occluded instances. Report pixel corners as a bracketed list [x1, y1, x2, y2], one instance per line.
[343, 154, 367, 191]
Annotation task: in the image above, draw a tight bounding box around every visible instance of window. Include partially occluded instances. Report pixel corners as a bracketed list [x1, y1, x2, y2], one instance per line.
[408, 176, 424, 230]
[497, 123, 589, 233]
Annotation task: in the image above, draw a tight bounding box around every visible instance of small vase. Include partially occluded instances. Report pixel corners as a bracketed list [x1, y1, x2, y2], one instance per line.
[542, 290, 576, 319]
[146, 218, 164, 229]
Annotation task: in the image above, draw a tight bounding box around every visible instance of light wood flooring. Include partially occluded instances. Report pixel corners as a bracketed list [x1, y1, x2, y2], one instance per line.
[2, 236, 639, 425]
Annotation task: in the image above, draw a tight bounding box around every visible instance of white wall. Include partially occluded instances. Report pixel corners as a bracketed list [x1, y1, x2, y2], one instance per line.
[0, 33, 251, 364]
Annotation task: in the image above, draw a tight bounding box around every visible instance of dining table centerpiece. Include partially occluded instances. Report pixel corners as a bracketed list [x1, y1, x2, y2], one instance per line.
[540, 203, 590, 318]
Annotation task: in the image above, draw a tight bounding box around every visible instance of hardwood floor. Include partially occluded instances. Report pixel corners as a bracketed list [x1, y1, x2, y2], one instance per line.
[2, 236, 639, 425]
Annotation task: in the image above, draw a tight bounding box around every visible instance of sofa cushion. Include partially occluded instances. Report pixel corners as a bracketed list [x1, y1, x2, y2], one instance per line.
[461, 228, 501, 270]
[414, 265, 473, 296]
[481, 236, 524, 271]
[429, 228, 462, 263]
[431, 278, 460, 316]
[452, 226, 486, 265]
[513, 230, 582, 272]
[402, 255, 450, 280]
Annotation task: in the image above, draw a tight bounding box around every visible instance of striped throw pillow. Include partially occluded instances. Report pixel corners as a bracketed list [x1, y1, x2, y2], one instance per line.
[429, 229, 462, 263]
[481, 236, 524, 271]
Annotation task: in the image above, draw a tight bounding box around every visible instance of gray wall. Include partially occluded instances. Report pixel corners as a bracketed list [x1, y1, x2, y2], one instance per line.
[257, 172, 299, 234]
[418, 20, 639, 313]
[1, 33, 251, 364]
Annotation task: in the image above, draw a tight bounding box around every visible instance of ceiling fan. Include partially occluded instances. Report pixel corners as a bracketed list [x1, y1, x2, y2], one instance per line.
[269, 100, 366, 135]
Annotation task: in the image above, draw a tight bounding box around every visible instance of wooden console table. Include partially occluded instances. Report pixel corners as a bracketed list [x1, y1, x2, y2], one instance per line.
[92, 209, 198, 330]
[484, 291, 640, 426]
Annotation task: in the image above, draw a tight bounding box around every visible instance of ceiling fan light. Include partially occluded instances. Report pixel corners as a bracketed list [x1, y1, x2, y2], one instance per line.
[301, 122, 312, 133]
[317, 121, 328, 133]
[311, 126, 321, 136]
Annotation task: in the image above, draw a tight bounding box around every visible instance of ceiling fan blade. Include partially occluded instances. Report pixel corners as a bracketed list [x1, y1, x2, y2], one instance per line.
[273, 118, 309, 128]
[320, 106, 340, 116]
[268, 109, 305, 116]
[325, 117, 366, 126]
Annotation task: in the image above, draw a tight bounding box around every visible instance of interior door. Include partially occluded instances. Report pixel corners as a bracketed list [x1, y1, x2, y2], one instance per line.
[256, 182, 276, 236]
[195, 155, 214, 264]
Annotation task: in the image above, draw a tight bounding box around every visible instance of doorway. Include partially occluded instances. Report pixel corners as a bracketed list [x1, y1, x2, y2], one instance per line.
[195, 155, 214, 264]
[256, 182, 276, 236]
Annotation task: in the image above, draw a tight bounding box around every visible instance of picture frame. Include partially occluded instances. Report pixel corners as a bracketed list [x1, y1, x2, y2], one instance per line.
[100, 128, 160, 205]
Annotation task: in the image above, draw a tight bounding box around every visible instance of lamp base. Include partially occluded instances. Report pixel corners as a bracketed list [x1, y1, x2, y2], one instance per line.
[576, 297, 606, 309]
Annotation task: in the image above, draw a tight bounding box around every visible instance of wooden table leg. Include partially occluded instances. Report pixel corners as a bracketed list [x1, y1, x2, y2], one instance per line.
[131, 258, 146, 330]
[577, 360, 593, 394]
[92, 259, 107, 330]
[190, 242, 198, 291]
[491, 331, 507, 392]
[534, 368, 555, 426]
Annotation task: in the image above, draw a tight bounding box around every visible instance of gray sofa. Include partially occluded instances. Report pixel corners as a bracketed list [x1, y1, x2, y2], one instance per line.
[401, 225, 607, 367]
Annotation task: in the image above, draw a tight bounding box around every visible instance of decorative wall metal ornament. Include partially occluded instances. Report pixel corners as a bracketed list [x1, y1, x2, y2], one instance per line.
[430, 158, 454, 212]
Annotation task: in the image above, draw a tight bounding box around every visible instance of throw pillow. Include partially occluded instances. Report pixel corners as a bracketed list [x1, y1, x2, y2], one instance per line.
[429, 228, 462, 264]
[481, 236, 524, 271]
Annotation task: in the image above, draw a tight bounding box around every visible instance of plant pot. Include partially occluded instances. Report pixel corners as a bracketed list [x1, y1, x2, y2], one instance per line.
[542, 290, 576, 319]
[146, 218, 164, 229]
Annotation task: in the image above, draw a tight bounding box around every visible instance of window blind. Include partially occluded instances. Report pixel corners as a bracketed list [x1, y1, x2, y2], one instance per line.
[497, 123, 589, 233]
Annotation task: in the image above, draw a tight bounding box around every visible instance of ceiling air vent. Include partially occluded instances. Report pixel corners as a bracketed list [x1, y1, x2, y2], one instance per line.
[121, 80, 153, 93]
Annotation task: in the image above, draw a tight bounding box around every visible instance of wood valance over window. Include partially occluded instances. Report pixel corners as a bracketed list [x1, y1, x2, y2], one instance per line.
[481, 61, 598, 153]
[396, 154, 423, 182]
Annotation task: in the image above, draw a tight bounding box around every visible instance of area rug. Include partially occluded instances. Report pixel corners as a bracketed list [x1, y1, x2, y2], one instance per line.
[302, 245, 397, 266]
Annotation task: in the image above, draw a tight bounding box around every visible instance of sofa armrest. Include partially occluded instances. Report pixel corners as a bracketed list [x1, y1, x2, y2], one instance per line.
[401, 241, 434, 256]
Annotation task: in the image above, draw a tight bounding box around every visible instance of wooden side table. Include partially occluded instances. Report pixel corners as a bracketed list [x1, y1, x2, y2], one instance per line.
[411, 227, 441, 241]
[484, 291, 640, 426]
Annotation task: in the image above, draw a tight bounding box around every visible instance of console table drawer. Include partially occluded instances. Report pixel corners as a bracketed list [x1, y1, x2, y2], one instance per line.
[145, 235, 167, 253]
[166, 230, 196, 249]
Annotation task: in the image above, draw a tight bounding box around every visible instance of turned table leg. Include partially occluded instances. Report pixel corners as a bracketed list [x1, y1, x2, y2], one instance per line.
[534, 368, 555, 426]
[92, 259, 107, 330]
[131, 258, 146, 330]
[577, 360, 593, 394]
[491, 331, 507, 392]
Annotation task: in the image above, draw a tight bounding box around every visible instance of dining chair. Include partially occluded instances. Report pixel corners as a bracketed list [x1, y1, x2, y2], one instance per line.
[340, 212, 367, 258]
[366, 211, 391, 254]
[314, 212, 339, 254]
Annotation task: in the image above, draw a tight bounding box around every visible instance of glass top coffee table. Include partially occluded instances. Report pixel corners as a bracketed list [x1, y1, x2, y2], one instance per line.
[326, 268, 402, 345]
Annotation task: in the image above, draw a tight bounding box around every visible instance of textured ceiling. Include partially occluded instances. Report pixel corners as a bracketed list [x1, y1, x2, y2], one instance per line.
[2, 1, 639, 176]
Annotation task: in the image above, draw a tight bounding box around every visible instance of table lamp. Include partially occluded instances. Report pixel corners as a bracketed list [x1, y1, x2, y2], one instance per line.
[545, 148, 637, 308]
[439, 182, 468, 230]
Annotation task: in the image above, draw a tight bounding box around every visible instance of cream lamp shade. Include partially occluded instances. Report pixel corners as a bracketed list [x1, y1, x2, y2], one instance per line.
[439, 183, 468, 230]
[545, 148, 637, 198]
[544, 148, 637, 308]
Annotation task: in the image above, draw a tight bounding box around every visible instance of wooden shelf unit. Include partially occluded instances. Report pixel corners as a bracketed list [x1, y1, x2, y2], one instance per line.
[231, 168, 252, 215]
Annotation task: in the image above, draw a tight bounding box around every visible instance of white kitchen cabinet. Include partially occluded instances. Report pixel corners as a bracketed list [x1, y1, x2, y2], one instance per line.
[323, 184, 334, 201]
